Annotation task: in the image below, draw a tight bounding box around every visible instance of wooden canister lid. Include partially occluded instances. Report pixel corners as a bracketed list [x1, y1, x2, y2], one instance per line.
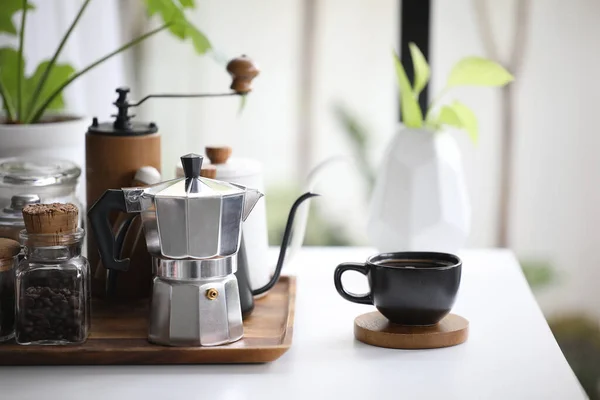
[0, 238, 21, 260]
[22, 203, 78, 235]
[200, 165, 217, 179]
[205, 146, 232, 165]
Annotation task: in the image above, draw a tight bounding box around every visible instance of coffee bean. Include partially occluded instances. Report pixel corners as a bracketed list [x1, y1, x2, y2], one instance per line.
[68, 296, 79, 308]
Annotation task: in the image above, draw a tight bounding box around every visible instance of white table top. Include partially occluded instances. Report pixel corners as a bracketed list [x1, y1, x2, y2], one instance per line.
[0, 248, 586, 400]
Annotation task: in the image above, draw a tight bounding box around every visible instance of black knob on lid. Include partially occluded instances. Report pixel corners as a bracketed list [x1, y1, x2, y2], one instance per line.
[181, 154, 203, 179]
[113, 87, 132, 131]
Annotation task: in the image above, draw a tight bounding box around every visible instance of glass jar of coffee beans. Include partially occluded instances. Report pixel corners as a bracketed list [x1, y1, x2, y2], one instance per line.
[15, 203, 90, 345]
[0, 238, 20, 342]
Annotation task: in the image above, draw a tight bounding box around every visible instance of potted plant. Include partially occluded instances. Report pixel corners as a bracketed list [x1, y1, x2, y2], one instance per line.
[0, 0, 212, 167]
[367, 43, 514, 252]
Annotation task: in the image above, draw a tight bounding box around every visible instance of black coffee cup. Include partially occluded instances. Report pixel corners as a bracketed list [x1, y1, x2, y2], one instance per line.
[334, 252, 462, 326]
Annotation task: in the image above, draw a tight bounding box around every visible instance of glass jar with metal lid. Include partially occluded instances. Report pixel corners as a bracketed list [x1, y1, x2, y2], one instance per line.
[0, 158, 80, 209]
[0, 194, 41, 240]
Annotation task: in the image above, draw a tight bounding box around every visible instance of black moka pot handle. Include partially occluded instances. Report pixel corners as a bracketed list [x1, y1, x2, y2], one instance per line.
[88, 189, 132, 274]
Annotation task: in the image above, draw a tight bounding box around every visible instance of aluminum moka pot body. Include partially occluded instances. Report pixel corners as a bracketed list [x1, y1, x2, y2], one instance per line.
[128, 185, 246, 259]
[148, 256, 244, 347]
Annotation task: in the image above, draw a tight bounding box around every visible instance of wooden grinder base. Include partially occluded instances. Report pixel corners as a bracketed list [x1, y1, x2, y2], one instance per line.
[354, 311, 469, 349]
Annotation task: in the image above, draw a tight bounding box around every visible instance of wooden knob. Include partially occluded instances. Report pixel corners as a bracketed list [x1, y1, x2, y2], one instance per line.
[22, 203, 78, 235]
[200, 165, 217, 179]
[226, 55, 260, 94]
[0, 238, 20, 260]
[205, 146, 232, 165]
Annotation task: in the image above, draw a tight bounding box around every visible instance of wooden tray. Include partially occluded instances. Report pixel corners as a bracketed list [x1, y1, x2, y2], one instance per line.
[0, 276, 295, 365]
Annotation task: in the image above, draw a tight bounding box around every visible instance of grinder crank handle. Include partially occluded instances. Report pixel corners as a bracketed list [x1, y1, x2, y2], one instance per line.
[88, 189, 132, 273]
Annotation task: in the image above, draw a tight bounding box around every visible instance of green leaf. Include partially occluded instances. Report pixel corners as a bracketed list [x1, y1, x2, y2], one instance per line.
[447, 57, 514, 87]
[333, 103, 375, 193]
[0, 49, 74, 117]
[0, 0, 34, 35]
[451, 102, 478, 143]
[177, 0, 195, 8]
[436, 101, 478, 143]
[437, 105, 461, 126]
[186, 22, 211, 54]
[393, 51, 422, 128]
[238, 94, 247, 115]
[520, 259, 555, 289]
[408, 42, 430, 96]
[26, 61, 75, 110]
[143, 0, 211, 54]
[0, 48, 23, 115]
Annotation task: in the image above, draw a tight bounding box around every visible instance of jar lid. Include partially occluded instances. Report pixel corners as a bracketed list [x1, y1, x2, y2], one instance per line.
[175, 158, 262, 180]
[22, 203, 78, 234]
[0, 194, 40, 226]
[0, 237, 20, 259]
[0, 158, 81, 186]
[211, 158, 262, 180]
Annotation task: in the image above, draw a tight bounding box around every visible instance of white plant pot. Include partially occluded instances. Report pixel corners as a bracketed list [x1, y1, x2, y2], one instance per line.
[367, 127, 470, 253]
[0, 117, 90, 203]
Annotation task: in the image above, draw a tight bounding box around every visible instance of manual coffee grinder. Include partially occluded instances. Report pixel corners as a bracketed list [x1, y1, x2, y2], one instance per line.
[88, 154, 263, 346]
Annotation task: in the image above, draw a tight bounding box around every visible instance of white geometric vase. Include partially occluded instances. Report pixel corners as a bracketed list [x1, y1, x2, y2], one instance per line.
[367, 127, 470, 253]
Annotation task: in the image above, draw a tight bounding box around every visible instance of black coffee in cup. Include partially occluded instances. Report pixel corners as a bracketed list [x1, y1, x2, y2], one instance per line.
[375, 259, 456, 269]
[334, 252, 462, 326]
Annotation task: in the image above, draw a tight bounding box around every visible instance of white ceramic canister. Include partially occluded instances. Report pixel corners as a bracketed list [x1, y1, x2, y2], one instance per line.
[176, 149, 270, 292]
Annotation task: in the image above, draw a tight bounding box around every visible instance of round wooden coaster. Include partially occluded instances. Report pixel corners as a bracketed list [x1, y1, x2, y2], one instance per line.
[354, 311, 469, 349]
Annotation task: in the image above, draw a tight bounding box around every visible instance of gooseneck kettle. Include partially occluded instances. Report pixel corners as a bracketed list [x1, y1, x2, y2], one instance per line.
[235, 192, 318, 316]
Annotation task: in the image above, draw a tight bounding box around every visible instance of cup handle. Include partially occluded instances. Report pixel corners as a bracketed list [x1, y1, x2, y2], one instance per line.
[333, 262, 373, 305]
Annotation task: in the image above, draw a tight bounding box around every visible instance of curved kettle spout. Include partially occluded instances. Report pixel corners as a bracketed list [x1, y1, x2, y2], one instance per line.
[251, 192, 319, 296]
